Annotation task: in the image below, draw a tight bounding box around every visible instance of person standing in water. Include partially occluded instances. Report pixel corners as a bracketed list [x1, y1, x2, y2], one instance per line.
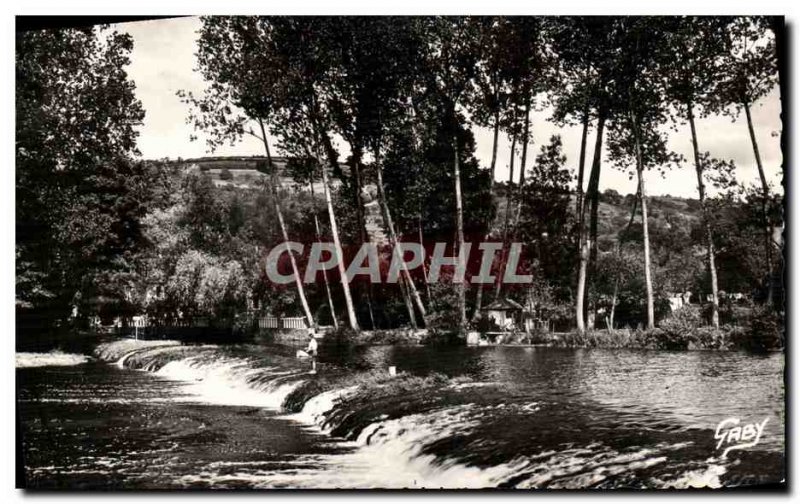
[306, 329, 318, 374]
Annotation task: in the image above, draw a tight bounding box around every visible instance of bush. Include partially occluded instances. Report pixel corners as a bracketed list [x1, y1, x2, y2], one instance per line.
[658, 306, 702, 349]
[317, 326, 359, 355]
[219, 168, 233, 180]
[731, 307, 784, 352]
[552, 309, 783, 352]
[555, 328, 639, 349]
[425, 307, 461, 333]
[420, 328, 464, 347]
[356, 329, 420, 345]
[527, 326, 550, 345]
[691, 326, 728, 350]
[232, 311, 257, 336]
[498, 332, 532, 345]
[324, 325, 358, 342]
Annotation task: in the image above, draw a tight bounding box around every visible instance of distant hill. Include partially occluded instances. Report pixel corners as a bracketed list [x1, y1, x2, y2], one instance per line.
[149, 155, 349, 192]
[492, 186, 703, 250]
[149, 156, 705, 247]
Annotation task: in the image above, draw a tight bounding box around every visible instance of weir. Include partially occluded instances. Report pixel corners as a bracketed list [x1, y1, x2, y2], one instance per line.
[77, 340, 784, 489]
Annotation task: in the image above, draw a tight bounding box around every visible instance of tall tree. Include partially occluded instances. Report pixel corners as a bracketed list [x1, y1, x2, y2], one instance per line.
[662, 17, 729, 328]
[422, 17, 482, 334]
[17, 26, 146, 336]
[606, 18, 679, 330]
[468, 18, 513, 183]
[718, 16, 779, 306]
[285, 156, 339, 329]
[550, 18, 600, 221]
[506, 19, 556, 301]
[328, 17, 430, 327]
[180, 17, 317, 328]
[561, 18, 617, 332]
[467, 18, 515, 319]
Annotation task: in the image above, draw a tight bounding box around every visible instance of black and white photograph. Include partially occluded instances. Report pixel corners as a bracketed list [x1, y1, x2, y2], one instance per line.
[13, 10, 787, 492]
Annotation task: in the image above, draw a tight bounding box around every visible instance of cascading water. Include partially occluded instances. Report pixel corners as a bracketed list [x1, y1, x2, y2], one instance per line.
[18, 339, 784, 489]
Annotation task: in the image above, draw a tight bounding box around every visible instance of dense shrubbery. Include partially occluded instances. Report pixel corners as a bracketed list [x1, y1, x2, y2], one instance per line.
[356, 329, 421, 345]
[736, 307, 784, 352]
[281, 301, 784, 353]
[321, 326, 421, 346]
[657, 306, 703, 349]
[554, 309, 782, 352]
[419, 328, 464, 347]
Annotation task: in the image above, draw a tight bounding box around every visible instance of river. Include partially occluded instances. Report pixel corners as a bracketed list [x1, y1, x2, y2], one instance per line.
[16, 340, 785, 489]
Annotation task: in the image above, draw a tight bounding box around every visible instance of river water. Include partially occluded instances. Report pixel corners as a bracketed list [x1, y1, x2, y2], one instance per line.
[17, 340, 785, 489]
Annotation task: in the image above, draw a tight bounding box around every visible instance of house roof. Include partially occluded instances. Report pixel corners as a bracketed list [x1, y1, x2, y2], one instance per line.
[482, 298, 525, 312]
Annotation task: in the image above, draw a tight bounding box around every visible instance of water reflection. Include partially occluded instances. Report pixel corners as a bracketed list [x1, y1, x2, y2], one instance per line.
[352, 346, 784, 452]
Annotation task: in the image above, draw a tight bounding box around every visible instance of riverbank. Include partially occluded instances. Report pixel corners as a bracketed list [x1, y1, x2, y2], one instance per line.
[542, 326, 782, 352]
[255, 324, 783, 353]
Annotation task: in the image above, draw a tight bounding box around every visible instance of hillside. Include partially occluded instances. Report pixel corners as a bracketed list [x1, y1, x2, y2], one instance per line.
[152, 156, 705, 248]
[492, 187, 703, 248]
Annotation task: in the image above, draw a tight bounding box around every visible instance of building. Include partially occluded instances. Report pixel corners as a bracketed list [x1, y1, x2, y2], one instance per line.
[482, 298, 527, 331]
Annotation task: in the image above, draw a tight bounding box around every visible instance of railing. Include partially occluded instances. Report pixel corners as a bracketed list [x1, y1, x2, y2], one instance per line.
[259, 316, 278, 329]
[258, 316, 308, 330]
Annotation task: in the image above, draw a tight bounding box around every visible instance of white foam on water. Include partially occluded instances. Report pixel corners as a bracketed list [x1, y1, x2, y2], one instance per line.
[116, 349, 141, 369]
[94, 339, 180, 362]
[280, 385, 360, 434]
[159, 376, 691, 489]
[153, 356, 305, 409]
[88, 339, 728, 489]
[202, 404, 532, 489]
[665, 459, 727, 489]
[16, 351, 89, 368]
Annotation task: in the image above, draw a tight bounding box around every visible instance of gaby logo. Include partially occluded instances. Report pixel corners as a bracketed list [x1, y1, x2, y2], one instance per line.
[714, 417, 769, 458]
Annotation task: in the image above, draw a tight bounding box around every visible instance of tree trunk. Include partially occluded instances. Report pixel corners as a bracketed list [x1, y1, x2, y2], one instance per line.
[471, 113, 501, 321]
[309, 181, 338, 330]
[418, 214, 433, 306]
[587, 122, 604, 331]
[493, 133, 517, 300]
[396, 267, 418, 329]
[610, 187, 640, 331]
[609, 279, 618, 330]
[511, 97, 531, 231]
[744, 100, 774, 306]
[317, 133, 359, 331]
[631, 111, 655, 330]
[374, 146, 428, 327]
[257, 119, 315, 328]
[688, 102, 719, 328]
[490, 109, 501, 176]
[576, 239, 589, 333]
[576, 113, 605, 331]
[453, 135, 468, 334]
[576, 107, 590, 218]
[349, 146, 376, 329]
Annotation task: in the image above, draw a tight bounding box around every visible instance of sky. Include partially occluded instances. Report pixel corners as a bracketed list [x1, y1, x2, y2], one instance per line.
[114, 16, 784, 199]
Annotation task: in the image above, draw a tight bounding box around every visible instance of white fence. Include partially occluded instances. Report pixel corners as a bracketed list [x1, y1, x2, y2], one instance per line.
[258, 316, 308, 330]
[120, 315, 308, 333]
